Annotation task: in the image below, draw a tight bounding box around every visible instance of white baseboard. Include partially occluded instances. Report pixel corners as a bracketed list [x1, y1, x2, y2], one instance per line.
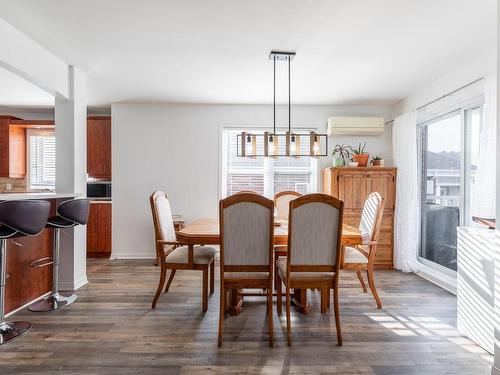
[415, 265, 457, 295]
[60, 275, 88, 291]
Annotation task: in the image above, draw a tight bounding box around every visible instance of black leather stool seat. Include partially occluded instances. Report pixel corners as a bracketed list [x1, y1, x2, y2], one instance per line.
[0, 226, 16, 239]
[45, 216, 77, 229]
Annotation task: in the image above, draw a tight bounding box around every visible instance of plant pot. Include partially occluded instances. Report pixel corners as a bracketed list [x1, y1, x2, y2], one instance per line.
[352, 153, 370, 167]
[333, 157, 344, 167]
[348, 161, 359, 167]
[372, 160, 382, 167]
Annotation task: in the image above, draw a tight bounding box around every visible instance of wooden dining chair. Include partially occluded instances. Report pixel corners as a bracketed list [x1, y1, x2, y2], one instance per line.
[342, 192, 385, 309]
[218, 193, 274, 347]
[274, 191, 302, 221]
[150, 191, 216, 312]
[276, 193, 344, 346]
[235, 190, 259, 195]
[273, 191, 301, 290]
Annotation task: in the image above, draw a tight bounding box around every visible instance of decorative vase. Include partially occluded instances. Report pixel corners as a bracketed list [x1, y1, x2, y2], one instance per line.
[333, 157, 344, 167]
[348, 161, 359, 167]
[353, 153, 370, 167]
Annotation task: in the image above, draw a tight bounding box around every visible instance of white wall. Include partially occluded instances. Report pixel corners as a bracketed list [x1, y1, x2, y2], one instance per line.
[111, 103, 392, 258]
[392, 48, 496, 116]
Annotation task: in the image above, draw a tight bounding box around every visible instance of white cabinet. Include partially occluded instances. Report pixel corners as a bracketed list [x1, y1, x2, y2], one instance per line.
[457, 227, 496, 353]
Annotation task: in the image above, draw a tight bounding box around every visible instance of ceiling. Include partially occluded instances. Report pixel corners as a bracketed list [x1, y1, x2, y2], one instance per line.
[0, 66, 54, 107]
[0, 0, 496, 107]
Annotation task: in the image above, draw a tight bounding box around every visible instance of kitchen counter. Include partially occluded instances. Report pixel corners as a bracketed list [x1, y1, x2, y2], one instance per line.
[2, 194, 81, 315]
[0, 192, 80, 200]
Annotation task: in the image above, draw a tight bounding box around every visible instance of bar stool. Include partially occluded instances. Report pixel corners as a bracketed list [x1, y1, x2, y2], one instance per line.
[29, 199, 90, 312]
[0, 199, 51, 344]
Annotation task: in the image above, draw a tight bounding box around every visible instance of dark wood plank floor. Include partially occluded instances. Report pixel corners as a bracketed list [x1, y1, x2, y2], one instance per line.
[1, 259, 493, 374]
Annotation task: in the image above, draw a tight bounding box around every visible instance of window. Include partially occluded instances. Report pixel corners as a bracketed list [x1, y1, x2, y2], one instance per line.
[27, 130, 56, 190]
[418, 105, 488, 272]
[221, 128, 318, 198]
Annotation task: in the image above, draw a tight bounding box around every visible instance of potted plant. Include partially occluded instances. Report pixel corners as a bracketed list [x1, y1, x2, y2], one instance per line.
[349, 142, 370, 167]
[348, 157, 359, 167]
[332, 144, 350, 167]
[371, 155, 383, 167]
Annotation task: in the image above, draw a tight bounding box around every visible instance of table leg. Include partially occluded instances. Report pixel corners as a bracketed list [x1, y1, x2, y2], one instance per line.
[291, 288, 312, 314]
[227, 288, 244, 315]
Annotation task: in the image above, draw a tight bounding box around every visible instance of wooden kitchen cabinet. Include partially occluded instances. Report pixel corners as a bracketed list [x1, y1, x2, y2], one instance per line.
[87, 117, 111, 179]
[87, 202, 112, 257]
[323, 167, 397, 269]
[0, 116, 26, 179]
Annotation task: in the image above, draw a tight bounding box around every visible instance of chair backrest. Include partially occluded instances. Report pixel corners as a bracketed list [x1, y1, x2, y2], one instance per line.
[0, 200, 50, 236]
[219, 193, 274, 272]
[274, 191, 302, 221]
[359, 192, 385, 242]
[235, 190, 259, 195]
[57, 199, 91, 225]
[287, 194, 343, 272]
[150, 191, 176, 257]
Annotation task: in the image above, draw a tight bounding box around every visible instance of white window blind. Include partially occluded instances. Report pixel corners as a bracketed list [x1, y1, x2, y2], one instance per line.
[29, 131, 56, 189]
[221, 129, 318, 198]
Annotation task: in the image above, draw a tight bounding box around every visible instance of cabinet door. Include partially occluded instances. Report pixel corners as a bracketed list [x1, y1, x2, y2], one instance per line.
[87, 119, 98, 177]
[87, 118, 111, 179]
[97, 204, 112, 253]
[5, 229, 52, 314]
[336, 171, 367, 210]
[0, 120, 10, 177]
[9, 126, 26, 178]
[366, 170, 396, 210]
[86, 203, 99, 253]
[100, 119, 111, 178]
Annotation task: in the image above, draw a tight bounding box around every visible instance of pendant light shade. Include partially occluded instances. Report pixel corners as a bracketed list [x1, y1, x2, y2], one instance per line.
[237, 51, 327, 158]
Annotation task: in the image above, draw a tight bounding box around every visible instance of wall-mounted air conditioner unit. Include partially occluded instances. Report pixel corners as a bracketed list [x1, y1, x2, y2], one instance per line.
[327, 116, 385, 136]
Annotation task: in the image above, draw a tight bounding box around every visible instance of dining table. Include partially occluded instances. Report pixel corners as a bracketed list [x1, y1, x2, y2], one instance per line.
[176, 218, 367, 315]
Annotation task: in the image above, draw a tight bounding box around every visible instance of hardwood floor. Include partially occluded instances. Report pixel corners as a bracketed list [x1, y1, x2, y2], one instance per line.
[1, 259, 493, 374]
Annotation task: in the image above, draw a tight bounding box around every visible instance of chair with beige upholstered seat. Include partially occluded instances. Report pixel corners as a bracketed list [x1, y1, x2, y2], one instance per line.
[150, 191, 216, 312]
[218, 193, 274, 347]
[342, 192, 385, 309]
[276, 193, 344, 346]
[274, 191, 302, 221]
[273, 191, 301, 290]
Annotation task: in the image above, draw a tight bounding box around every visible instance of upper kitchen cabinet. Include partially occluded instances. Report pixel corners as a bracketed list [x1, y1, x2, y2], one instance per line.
[0, 116, 26, 179]
[87, 117, 111, 180]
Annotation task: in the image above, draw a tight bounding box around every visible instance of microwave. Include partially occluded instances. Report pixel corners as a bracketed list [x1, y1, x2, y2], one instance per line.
[87, 181, 112, 199]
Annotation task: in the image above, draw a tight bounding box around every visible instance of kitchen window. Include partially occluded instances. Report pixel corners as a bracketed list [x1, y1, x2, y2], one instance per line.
[27, 129, 56, 190]
[221, 128, 318, 198]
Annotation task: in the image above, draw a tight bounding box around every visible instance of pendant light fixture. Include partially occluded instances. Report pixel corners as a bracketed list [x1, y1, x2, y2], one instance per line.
[237, 51, 327, 158]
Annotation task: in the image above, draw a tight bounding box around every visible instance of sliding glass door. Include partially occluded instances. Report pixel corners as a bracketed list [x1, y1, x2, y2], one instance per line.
[419, 106, 484, 272]
[420, 113, 462, 271]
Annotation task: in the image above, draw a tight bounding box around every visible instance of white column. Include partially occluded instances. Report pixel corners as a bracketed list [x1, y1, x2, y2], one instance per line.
[55, 66, 88, 291]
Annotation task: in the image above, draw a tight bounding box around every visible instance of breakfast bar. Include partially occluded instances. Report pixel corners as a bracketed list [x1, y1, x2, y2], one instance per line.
[0, 193, 79, 315]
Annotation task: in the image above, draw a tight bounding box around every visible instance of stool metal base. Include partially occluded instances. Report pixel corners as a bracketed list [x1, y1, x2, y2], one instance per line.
[0, 321, 32, 344]
[28, 293, 77, 312]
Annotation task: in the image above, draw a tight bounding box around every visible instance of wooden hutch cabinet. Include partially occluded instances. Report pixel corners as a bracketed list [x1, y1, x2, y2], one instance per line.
[323, 167, 397, 269]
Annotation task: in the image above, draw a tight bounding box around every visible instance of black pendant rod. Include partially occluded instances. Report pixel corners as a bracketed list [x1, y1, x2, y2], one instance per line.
[273, 55, 276, 135]
[288, 56, 291, 133]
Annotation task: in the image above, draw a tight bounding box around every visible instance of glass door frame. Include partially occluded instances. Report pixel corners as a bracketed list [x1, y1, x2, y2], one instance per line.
[416, 102, 484, 275]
